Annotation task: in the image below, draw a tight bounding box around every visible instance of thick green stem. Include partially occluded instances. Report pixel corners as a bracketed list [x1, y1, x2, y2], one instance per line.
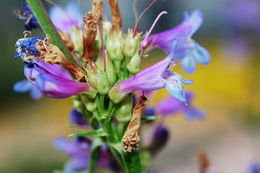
[26, 0, 76, 64]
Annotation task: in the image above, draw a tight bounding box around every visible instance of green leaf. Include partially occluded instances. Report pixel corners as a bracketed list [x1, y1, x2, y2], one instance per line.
[87, 138, 103, 173]
[68, 129, 107, 137]
[141, 115, 161, 122]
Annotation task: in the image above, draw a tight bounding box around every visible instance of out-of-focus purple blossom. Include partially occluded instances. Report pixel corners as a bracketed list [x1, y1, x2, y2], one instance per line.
[54, 137, 91, 173]
[24, 61, 89, 98]
[17, 2, 40, 30]
[110, 44, 193, 104]
[226, 0, 260, 33]
[49, 2, 83, 34]
[145, 92, 205, 120]
[144, 10, 210, 74]
[54, 137, 112, 173]
[70, 109, 88, 127]
[148, 124, 169, 154]
[13, 80, 43, 99]
[248, 163, 260, 173]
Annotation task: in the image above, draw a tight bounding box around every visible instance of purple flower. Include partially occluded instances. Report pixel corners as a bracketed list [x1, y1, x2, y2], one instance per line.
[17, 2, 40, 30]
[24, 61, 89, 98]
[70, 109, 88, 127]
[110, 43, 192, 104]
[148, 124, 169, 154]
[248, 163, 260, 173]
[148, 92, 205, 120]
[54, 137, 91, 173]
[49, 2, 83, 34]
[54, 137, 112, 173]
[13, 80, 43, 99]
[144, 10, 210, 74]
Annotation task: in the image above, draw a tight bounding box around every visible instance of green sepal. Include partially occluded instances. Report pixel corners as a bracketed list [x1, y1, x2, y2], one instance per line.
[123, 29, 141, 58]
[70, 26, 83, 57]
[68, 129, 107, 137]
[127, 53, 141, 74]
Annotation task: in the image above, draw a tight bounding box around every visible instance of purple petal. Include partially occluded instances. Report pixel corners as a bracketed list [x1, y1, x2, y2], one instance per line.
[148, 124, 169, 153]
[64, 157, 89, 173]
[181, 56, 196, 74]
[35, 73, 88, 98]
[13, 80, 32, 92]
[70, 109, 88, 127]
[49, 2, 82, 34]
[30, 86, 43, 99]
[184, 106, 205, 120]
[24, 63, 88, 98]
[248, 162, 260, 173]
[154, 97, 185, 116]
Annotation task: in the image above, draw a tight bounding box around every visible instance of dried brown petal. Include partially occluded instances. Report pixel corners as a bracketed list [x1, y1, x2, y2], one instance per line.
[82, 0, 103, 62]
[122, 96, 147, 152]
[59, 32, 74, 52]
[35, 36, 85, 81]
[108, 0, 122, 30]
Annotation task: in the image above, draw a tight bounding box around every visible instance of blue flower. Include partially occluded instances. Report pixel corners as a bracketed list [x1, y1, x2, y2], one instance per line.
[13, 80, 43, 99]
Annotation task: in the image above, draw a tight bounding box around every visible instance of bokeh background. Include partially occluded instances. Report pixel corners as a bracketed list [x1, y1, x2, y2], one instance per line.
[0, 0, 260, 173]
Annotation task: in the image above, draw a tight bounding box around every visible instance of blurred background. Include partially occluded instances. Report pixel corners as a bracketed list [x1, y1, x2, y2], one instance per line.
[0, 0, 260, 172]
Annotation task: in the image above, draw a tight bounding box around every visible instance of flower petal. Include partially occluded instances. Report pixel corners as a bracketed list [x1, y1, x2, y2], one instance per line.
[13, 80, 32, 92]
[193, 44, 210, 65]
[181, 56, 196, 74]
[184, 106, 205, 120]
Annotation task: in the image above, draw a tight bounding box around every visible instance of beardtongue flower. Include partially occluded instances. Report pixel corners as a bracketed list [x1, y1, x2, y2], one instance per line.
[151, 92, 205, 120]
[13, 80, 43, 100]
[144, 10, 210, 74]
[147, 124, 169, 155]
[109, 41, 192, 104]
[54, 137, 112, 173]
[54, 137, 91, 173]
[248, 163, 260, 173]
[24, 61, 89, 98]
[49, 2, 83, 34]
[70, 109, 88, 127]
[13, 2, 40, 30]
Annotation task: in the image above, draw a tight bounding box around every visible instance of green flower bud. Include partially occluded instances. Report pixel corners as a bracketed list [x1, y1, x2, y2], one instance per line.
[81, 85, 97, 99]
[105, 31, 124, 61]
[115, 97, 133, 123]
[96, 53, 117, 86]
[127, 53, 141, 74]
[103, 21, 112, 34]
[86, 101, 97, 112]
[70, 26, 83, 56]
[96, 67, 110, 94]
[109, 84, 127, 103]
[123, 30, 141, 58]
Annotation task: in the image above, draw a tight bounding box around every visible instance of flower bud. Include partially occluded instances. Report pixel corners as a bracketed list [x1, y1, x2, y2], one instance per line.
[148, 124, 169, 154]
[127, 53, 141, 74]
[96, 67, 110, 94]
[105, 31, 124, 61]
[123, 30, 141, 57]
[70, 109, 88, 127]
[70, 26, 83, 56]
[96, 53, 117, 86]
[86, 101, 97, 112]
[115, 97, 133, 123]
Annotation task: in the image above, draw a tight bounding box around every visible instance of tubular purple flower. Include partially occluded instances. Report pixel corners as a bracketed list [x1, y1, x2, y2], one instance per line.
[248, 162, 260, 173]
[153, 92, 205, 120]
[49, 2, 83, 34]
[24, 61, 89, 98]
[144, 10, 210, 74]
[109, 41, 192, 104]
[70, 109, 88, 127]
[13, 80, 43, 99]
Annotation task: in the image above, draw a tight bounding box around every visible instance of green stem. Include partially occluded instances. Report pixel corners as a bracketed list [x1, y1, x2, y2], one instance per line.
[26, 0, 76, 64]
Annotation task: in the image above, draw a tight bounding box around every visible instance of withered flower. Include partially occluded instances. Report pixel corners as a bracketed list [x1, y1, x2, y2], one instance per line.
[122, 96, 147, 152]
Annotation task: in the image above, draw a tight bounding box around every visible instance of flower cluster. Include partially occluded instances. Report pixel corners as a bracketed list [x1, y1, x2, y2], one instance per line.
[13, 1, 210, 173]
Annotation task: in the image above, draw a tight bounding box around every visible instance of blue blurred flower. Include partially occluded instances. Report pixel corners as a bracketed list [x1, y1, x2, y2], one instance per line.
[248, 163, 260, 173]
[70, 109, 88, 127]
